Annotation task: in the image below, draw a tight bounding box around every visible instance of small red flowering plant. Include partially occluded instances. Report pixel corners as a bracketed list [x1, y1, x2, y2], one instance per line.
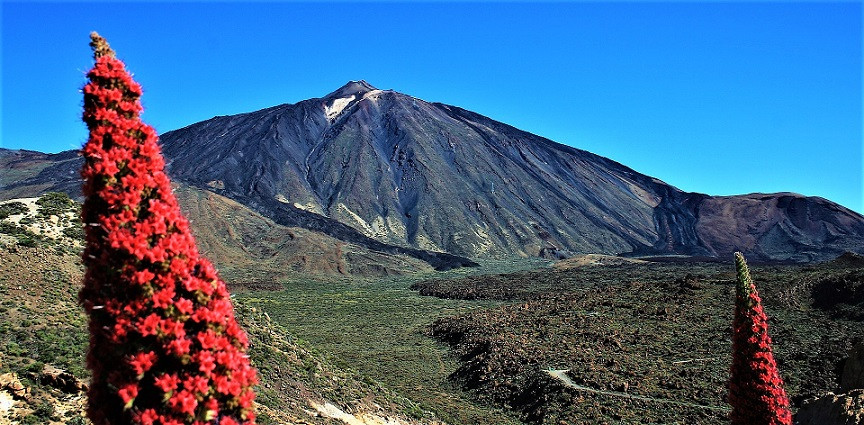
[728, 252, 792, 425]
[79, 32, 256, 424]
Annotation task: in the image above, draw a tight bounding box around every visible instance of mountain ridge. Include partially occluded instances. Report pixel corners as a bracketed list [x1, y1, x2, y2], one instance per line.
[2, 81, 863, 263]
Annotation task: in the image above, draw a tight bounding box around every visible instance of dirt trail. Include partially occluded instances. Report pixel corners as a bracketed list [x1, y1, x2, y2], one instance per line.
[545, 369, 730, 412]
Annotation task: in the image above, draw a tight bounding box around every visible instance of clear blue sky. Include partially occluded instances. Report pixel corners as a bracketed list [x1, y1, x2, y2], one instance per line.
[2, 2, 862, 213]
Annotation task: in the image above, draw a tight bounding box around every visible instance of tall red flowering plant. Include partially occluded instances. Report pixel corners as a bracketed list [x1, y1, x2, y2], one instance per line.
[79, 32, 256, 425]
[728, 252, 792, 425]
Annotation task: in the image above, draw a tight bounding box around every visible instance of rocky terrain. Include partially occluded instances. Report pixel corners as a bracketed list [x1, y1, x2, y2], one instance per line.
[0, 193, 450, 425]
[0, 185, 444, 278]
[414, 258, 864, 424]
[3, 81, 863, 264]
[2, 193, 863, 425]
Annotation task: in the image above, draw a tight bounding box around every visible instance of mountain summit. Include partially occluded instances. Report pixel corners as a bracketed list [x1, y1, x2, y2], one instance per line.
[3, 83, 864, 262]
[154, 83, 864, 262]
[326, 80, 378, 99]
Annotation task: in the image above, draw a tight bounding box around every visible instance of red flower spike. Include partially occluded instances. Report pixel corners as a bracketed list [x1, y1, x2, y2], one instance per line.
[728, 252, 792, 425]
[80, 32, 256, 424]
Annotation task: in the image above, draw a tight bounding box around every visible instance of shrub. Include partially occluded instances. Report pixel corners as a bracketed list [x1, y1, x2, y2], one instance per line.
[16, 235, 38, 248]
[36, 192, 77, 218]
[32, 401, 57, 420]
[79, 32, 256, 425]
[0, 201, 28, 220]
[62, 224, 85, 241]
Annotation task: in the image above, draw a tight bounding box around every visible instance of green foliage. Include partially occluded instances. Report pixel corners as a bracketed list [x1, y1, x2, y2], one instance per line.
[239, 272, 522, 425]
[16, 234, 38, 248]
[65, 416, 88, 425]
[254, 412, 276, 425]
[35, 192, 77, 218]
[20, 414, 42, 424]
[0, 222, 24, 235]
[0, 201, 28, 220]
[27, 361, 45, 373]
[26, 401, 57, 422]
[0, 220, 44, 247]
[62, 223, 85, 241]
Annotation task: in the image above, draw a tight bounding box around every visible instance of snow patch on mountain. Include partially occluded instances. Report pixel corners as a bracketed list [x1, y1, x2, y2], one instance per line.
[325, 95, 356, 120]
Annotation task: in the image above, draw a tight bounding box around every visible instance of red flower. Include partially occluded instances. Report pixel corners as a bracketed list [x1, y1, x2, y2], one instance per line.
[171, 389, 198, 416]
[154, 373, 180, 393]
[197, 329, 220, 350]
[129, 351, 157, 376]
[135, 409, 158, 425]
[195, 351, 217, 375]
[176, 298, 194, 315]
[152, 287, 176, 309]
[80, 32, 255, 424]
[184, 375, 210, 395]
[118, 383, 138, 404]
[132, 269, 156, 286]
[214, 374, 242, 397]
[167, 337, 193, 357]
[137, 313, 161, 337]
[728, 253, 792, 425]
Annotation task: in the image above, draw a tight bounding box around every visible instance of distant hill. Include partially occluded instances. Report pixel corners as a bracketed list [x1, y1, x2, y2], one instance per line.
[0, 218, 446, 425]
[3, 80, 863, 262]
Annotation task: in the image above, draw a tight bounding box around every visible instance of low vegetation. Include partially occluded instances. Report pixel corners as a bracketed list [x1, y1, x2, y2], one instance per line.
[0, 193, 82, 253]
[3, 194, 862, 424]
[418, 259, 864, 424]
[0, 194, 530, 424]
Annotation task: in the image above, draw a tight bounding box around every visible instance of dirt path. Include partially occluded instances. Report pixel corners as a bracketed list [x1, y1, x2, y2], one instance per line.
[545, 368, 730, 412]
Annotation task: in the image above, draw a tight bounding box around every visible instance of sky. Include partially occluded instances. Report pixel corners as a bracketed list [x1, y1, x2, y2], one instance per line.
[2, 1, 862, 213]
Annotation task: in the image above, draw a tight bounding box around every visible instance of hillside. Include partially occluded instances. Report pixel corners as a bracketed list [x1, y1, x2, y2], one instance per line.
[155, 81, 864, 262]
[413, 260, 864, 424]
[3, 82, 863, 263]
[0, 182, 438, 278]
[0, 193, 449, 425]
[172, 184, 432, 278]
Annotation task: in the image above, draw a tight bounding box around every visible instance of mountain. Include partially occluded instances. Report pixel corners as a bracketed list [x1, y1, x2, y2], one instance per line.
[0, 149, 476, 273]
[3, 81, 864, 262]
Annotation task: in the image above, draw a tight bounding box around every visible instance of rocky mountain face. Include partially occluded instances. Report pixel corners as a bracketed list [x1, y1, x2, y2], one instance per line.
[3, 81, 864, 262]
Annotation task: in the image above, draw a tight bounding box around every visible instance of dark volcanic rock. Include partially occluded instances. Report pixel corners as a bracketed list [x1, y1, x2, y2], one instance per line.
[811, 271, 864, 321]
[842, 344, 864, 393]
[796, 390, 864, 425]
[2, 81, 864, 262]
[0, 149, 82, 199]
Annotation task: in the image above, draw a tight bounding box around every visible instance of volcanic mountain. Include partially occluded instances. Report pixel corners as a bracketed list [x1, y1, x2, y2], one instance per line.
[3, 81, 864, 262]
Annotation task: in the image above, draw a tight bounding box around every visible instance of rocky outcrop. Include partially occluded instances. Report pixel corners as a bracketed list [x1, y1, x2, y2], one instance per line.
[36, 364, 87, 394]
[796, 344, 864, 425]
[0, 373, 27, 400]
[796, 390, 864, 425]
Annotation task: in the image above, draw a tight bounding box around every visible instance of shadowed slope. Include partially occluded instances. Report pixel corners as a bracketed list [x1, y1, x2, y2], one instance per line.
[3, 81, 863, 262]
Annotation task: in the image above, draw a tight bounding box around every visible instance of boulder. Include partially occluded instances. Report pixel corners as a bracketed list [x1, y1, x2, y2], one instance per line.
[796, 390, 864, 425]
[0, 372, 28, 400]
[39, 364, 88, 393]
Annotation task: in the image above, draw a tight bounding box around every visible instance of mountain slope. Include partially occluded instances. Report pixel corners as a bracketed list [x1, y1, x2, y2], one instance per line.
[0, 149, 475, 272]
[3, 81, 863, 262]
[155, 81, 864, 261]
[0, 174, 440, 277]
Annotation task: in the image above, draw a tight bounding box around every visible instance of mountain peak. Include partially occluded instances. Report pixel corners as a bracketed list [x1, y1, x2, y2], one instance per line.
[326, 80, 378, 99]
